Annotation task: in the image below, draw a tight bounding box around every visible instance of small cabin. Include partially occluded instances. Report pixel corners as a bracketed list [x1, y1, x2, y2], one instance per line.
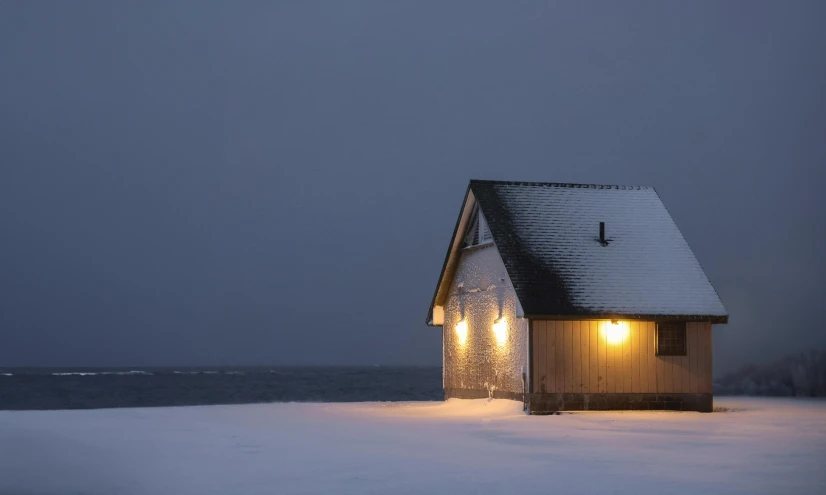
[426, 180, 728, 413]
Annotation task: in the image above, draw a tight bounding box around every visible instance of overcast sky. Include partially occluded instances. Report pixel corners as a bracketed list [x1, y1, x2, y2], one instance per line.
[1, 1, 824, 374]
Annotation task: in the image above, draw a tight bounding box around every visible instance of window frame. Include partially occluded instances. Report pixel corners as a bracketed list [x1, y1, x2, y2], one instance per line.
[656, 321, 687, 356]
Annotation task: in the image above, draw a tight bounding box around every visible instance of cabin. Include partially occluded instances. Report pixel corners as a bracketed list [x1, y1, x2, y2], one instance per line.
[426, 180, 728, 413]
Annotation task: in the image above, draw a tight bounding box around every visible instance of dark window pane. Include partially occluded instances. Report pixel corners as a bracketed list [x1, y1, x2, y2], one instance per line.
[656, 322, 686, 356]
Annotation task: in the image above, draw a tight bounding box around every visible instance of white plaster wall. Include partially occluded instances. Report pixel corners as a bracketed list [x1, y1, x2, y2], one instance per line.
[443, 244, 528, 395]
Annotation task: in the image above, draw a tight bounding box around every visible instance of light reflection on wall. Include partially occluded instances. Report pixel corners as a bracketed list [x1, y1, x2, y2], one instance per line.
[493, 317, 507, 347]
[601, 320, 629, 345]
[455, 319, 468, 346]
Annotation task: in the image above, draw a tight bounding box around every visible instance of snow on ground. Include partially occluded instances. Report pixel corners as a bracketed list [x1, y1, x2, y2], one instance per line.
[1, 397, 824, 495]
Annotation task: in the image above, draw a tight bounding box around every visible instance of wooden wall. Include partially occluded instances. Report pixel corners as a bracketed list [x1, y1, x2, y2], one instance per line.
[531, 321, 712, 394]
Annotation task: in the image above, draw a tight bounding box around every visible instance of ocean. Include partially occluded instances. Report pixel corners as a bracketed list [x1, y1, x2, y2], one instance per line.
[0, 366, 443, 410]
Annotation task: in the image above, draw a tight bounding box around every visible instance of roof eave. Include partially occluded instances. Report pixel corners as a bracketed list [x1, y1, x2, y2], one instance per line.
[523, 313, 729, 324]
[425, 184, 473, 326]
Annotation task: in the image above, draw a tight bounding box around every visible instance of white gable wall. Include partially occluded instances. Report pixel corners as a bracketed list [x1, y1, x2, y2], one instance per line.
[442, 243, 528, 397]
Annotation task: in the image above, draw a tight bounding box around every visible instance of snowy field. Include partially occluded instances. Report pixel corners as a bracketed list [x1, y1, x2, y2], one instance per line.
[1, 398, 824, 495]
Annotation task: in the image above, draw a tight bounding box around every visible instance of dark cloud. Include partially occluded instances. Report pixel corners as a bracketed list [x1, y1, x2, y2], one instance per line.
[1, 1, 824, 373]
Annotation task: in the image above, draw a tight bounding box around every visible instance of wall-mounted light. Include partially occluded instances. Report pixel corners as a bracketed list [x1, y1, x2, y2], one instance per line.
[493, 316, 507, 346]
[603, 320, 628, 345]
[455, 319, 468, 346]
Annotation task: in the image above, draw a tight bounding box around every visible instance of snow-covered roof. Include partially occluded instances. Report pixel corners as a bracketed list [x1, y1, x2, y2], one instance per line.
[428, 180, 728, 323]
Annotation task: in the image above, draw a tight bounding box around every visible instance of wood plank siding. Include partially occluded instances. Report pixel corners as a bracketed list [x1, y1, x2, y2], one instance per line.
[532, 320, 713, 394]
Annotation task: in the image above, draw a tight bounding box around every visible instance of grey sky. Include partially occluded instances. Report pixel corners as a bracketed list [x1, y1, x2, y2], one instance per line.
[1, 1, 824, 374]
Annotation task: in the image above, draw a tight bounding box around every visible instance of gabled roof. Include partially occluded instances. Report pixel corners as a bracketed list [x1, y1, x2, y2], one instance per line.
[427, 180, 728, 324]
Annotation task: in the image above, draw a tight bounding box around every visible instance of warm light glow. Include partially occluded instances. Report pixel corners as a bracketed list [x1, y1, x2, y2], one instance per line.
[493, 317, 507, 346]
[603, 320, 629, 345]
[455, 320, 468, 345]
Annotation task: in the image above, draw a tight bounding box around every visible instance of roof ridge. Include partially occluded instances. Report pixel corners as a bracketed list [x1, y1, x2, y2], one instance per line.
[469, 179, 651, 190]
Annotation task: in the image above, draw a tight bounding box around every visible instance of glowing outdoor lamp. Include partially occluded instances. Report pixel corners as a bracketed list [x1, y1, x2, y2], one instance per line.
[455, 319, 468, 346]
[604, 320, 628, 345]
[493, 316, 507, 346]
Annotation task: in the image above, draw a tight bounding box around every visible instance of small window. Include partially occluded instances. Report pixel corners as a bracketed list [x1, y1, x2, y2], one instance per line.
[656, 322, 686, 356]
[464, 206, 492, 248]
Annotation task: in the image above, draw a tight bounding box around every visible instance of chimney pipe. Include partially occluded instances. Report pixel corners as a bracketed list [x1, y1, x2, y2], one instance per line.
[600, 222, 605, 243]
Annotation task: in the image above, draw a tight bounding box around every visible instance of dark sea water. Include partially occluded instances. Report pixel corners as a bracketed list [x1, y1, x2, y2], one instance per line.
[0, 366, 443, 411]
